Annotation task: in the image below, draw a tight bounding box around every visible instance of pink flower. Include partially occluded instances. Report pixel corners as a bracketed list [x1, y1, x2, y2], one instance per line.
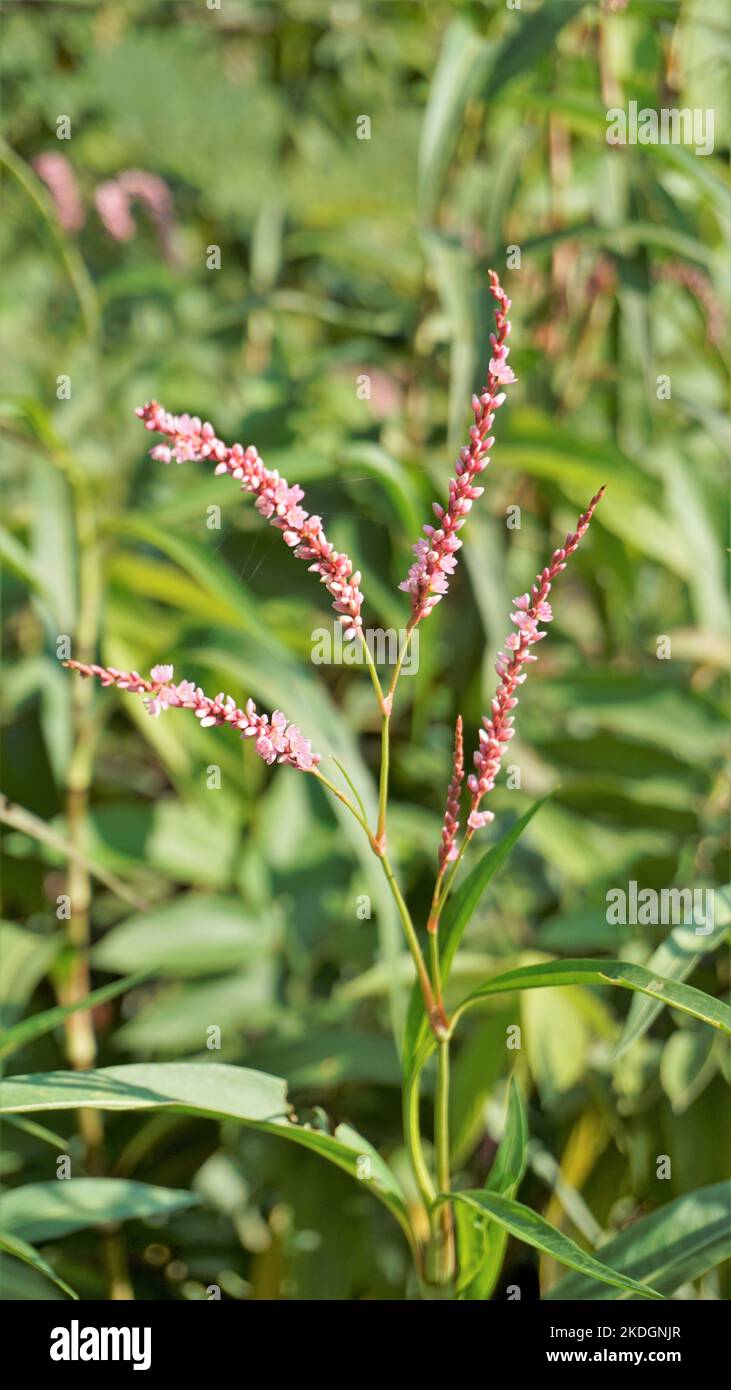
[400, 270, 516, 622]
[135, 402, 365, 640]
[467, 487, 605, 830]
[95, 169, 176, 260]
[438, 715, 464, 869]
[94, 180, 136, 242]
[150, 664, 174, 683]
[63, 662, 320, 773]
[32, 154, 85, 235]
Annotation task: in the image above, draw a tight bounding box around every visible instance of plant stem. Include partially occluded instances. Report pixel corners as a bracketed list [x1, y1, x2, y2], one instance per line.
[379, 851, 438, 1027]
[403, 1067, 436, 1213]
[375, 713, 389, 849]
[433, 1037, 455, 1284]
[375, 620, 416, 850]
[313, 770, 439, 1034]
[311, 768, 378, 847]
[359, 631, 385, 709]
[428, 927, 445, 1025]
[63, 485, 133, 1301]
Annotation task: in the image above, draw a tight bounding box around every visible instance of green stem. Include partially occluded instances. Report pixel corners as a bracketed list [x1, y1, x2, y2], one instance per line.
[433, 1037, 455, 1283]
[380, 852, 437, 1026]
[375, 620, 417, 851]
[403, 1066, 436, 1211]
[359, 630, 385, 709]
[312, 771, 437, 1030]
[376, 713, 389, 848]
[428, 928, 444, 1022]
[64, 486, 133, 1301]
[387, 620, 417, 706]
[311, 768, 377, 847]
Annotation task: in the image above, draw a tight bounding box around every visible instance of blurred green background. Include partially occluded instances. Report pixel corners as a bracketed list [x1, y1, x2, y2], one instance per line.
[0, 0, 728, 1300]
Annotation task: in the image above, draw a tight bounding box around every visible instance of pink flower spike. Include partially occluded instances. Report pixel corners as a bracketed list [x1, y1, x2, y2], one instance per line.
[438, 715, 464, 870]
[135, 402, 365, 641]
[63, 661, 320, 773]
[400, 270, 516, 623]
[467, 486, 605, 833]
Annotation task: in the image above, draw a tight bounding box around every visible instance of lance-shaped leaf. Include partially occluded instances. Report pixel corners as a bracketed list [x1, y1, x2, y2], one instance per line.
[0, 972, 148, 1061]
[615, 885, 730, 1057]
[547, 1181, 731, 1300]
[443, 1191, 662, 1300]
[0, 1232, 78, 1301]
[0, 1063, 412, 1246]
[452, 959, 731, 1037]
[0, 1179, 200, 1243]
[456, 1077, 527, 1300]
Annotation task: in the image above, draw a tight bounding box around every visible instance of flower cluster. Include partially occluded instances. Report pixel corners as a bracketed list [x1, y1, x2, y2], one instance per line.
[95, 170, 175, 260]
[438, 716, 464, 869]
[33, 154, 176, 260]
[466, 487, 605, 831]
[32, 153, 85, 235]
[400, 270, 516, 622]
[63, 662, 320, 772]
[135, 403, 364, 640]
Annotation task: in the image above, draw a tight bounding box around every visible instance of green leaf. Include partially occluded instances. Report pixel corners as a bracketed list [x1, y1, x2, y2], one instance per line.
[265, 1120, 413, 1245]
[0, 1232, 78, 1301]
[402, 797, 552, 1079]
[418, 19, 491, 221]
[659, 1031, 718, 1114]
[420, 230, 477, 451]
[0, 1179, 199, 1242]
[91, 895, 276, 978]
[1, 1114, 68, 1150]
[112, 968, 278, 1056]
[247, 1030, 401, 1090]
[615, 887, 730, 1057]
[0, 1062, 290, 1122]
[485, 1, 587, 100]
[485, 1078, 528, 1196]
[522, 985, 610, 1103]
[547, 1182, 731, 1301]
[453, 959, 731, 1038]
[449, 1007, 516, 1167]
[446, 1192, 662, 1300]
[457, 1078, 528, 1300]
[0, 972, 148, 1061]
[0, 922, 61, 1030]
[0, 1063, 412, 1245]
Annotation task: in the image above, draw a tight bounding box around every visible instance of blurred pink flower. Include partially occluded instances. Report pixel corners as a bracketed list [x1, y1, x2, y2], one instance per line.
[136, 402, 365, 640]
[32, 153, 85, 234]
[467, 487, 606, 829]
[63, 662, 320, 772]
[95, 169, 175, 259]
[400, 270, 516, 622]
[94, 180, 136, 242]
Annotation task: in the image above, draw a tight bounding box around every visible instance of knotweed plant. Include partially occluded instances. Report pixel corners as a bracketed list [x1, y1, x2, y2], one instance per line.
[54, 274, 727, 1300]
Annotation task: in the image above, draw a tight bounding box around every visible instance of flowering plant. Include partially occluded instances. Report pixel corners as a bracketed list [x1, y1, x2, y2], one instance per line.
[11, 273, 729, 1301]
